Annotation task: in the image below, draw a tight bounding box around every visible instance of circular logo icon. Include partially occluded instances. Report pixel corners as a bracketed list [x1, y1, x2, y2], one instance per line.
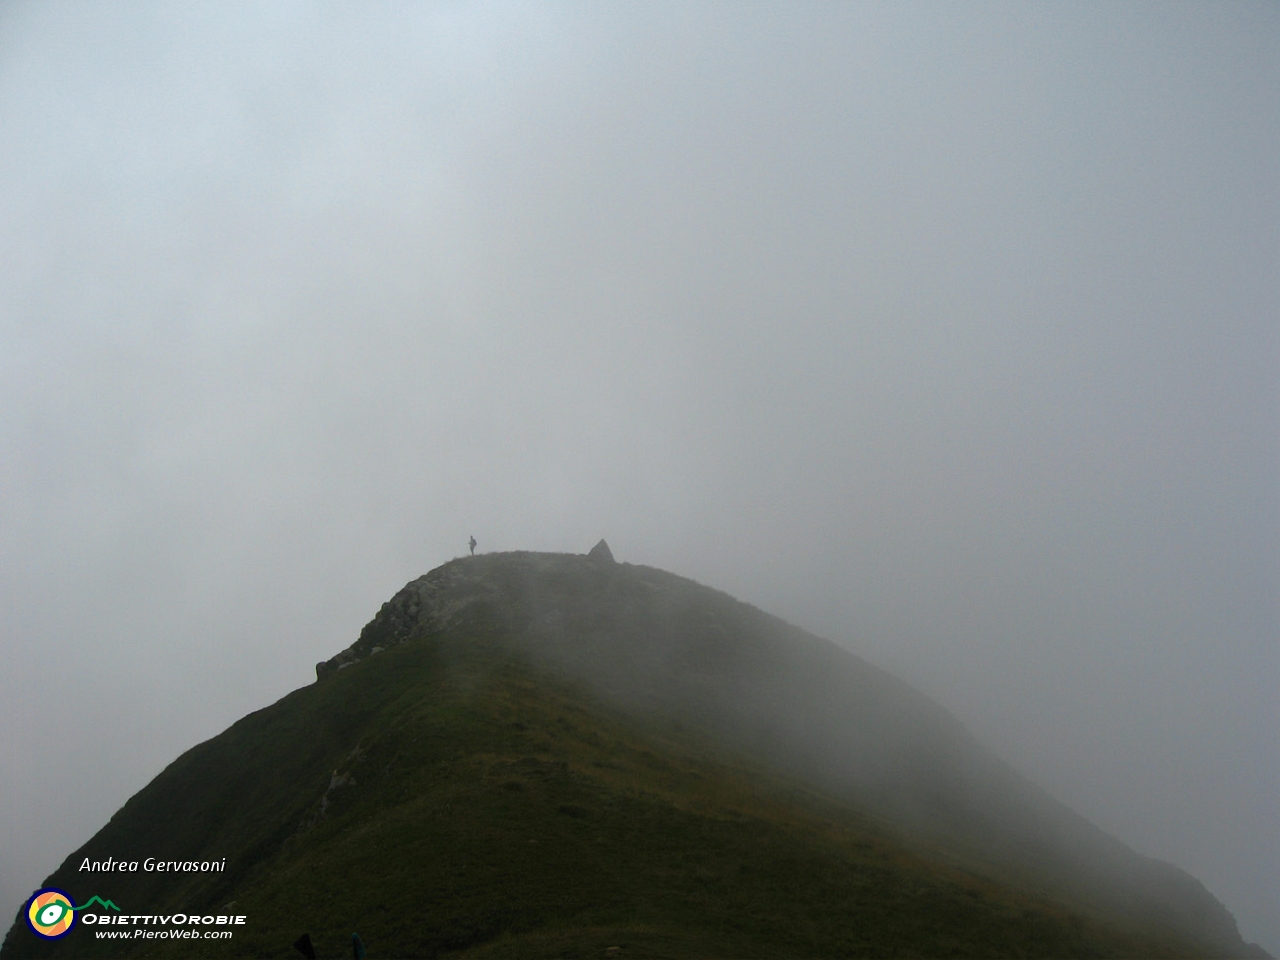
[26, 889, 77, 939]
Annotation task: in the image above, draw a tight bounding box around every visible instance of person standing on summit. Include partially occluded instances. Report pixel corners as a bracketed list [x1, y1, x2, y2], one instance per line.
[468, 536, 477, 556]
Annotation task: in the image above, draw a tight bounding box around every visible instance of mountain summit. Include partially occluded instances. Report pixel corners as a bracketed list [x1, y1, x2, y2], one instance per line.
[4, 550, 1265, 959]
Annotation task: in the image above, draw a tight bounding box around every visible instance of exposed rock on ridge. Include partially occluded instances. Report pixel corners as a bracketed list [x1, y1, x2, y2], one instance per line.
[316, 543, 621, 681]
[315, 561, 494, 680]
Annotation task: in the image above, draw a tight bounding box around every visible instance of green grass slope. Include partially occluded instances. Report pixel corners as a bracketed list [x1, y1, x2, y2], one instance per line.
[2, 552, 1261, 959]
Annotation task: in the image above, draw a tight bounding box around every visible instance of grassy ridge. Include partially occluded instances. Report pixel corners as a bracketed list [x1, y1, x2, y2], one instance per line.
[5, 610, 1212, 958]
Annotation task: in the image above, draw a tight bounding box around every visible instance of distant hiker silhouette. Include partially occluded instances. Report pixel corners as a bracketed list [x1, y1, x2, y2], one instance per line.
[469, 536, 477, 555]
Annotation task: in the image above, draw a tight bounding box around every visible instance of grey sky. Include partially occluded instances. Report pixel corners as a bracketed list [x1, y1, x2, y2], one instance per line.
[2, 1, 1276, 950]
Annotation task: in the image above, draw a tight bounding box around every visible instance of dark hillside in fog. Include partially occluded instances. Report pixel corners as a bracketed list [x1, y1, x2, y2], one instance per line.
[3, 550, 1265, 959]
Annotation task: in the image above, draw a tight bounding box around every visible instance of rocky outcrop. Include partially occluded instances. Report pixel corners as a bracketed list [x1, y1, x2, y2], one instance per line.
[317, 543, 619, 681]
[315, 560, 493, 680]
[297, 745, 364, 833]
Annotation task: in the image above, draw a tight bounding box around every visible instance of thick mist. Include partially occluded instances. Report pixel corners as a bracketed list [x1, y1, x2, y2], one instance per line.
[1, 3, 1275, 951]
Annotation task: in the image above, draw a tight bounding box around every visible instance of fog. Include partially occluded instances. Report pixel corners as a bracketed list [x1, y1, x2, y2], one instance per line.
[1, 2, 1275, 951]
